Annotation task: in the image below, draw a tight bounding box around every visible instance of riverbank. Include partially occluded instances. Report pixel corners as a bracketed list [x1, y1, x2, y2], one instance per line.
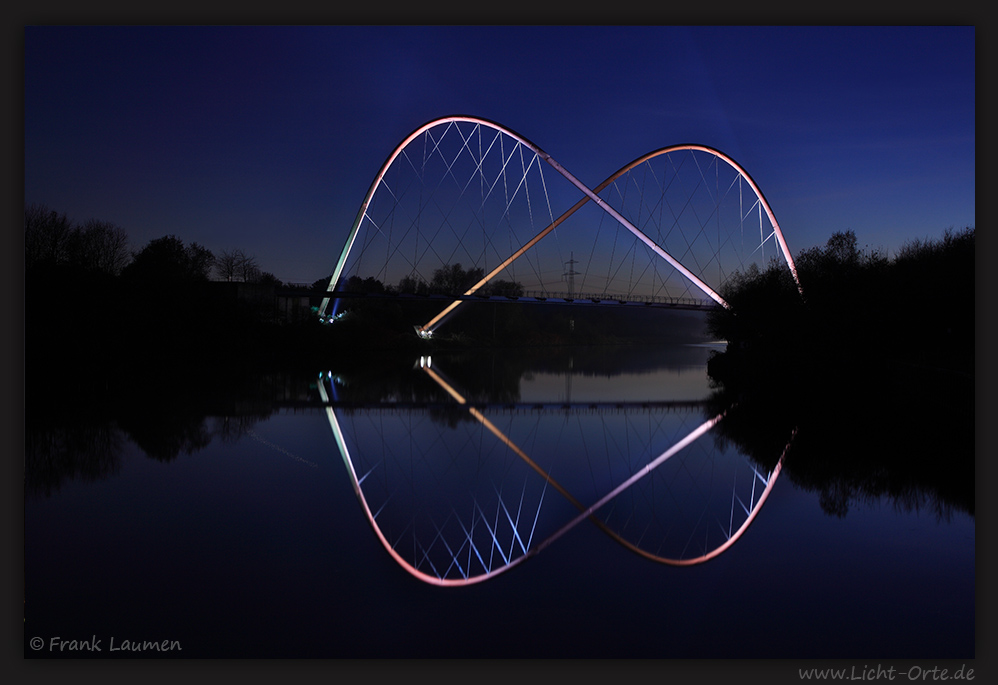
[701, 229, 975, 518]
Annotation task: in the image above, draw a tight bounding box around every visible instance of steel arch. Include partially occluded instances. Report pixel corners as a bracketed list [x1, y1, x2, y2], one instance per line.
[597, 143, 803, 296]
[320, 116, 803, 330]
[318, 115, 543, 320]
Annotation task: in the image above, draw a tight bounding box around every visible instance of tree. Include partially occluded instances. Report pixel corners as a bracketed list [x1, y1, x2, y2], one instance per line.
[397, 274, 428, 295]
[482, 279, 524, 297]
[186, 242, 216, 281]
[344, 275, 386, 294]
[310, 274, 334, 292]
[430, 263, 485, 295]
[237, 253, 260, 283]
[256, 271, 283, 288]
[25, 205, 132, 277]
[215, 249, 243, 282]
[214, 248, 262, 282]
[122, 235, 216, 284]
[825, 230, 860, 266]
[69, 219, 131, 276]
[25, 203, 74, 270]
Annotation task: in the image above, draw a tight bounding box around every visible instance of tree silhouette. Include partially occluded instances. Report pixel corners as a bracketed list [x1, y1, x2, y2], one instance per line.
[24, 203, 74, 270]
[397, 273, 428, 295]
[122, 235, 215, 284]
[68, 219, 131, 276]
[429, 263, 485, 295]
[343, 275, 386, 294]
[215, 248, 269, 283]
[256, 271, 283, 287]
[25, 205, 131, 276]
[215, 248, 242, 281]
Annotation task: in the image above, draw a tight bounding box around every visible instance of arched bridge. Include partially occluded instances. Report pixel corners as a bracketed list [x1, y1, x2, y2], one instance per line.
[318, 115, 802, 336]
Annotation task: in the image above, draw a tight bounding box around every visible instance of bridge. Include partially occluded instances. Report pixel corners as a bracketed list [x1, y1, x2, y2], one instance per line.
[300, 287, 717, 312]
[317, 115, 803, 336]
[308, 117, 803, 583]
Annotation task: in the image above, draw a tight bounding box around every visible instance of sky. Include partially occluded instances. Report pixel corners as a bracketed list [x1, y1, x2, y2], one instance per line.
[23, 25, 976, 286]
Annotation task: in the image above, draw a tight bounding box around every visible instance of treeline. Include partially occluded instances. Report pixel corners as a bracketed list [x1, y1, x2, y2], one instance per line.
[706, 226, 975, 386]
[333, 262, 524, 298]
[24, 205, 339, 409]
[23, 206, 548, 399]
[322, 262, 711, 348]
[702, 227, 975, 517]
[25, 203, 284, 286]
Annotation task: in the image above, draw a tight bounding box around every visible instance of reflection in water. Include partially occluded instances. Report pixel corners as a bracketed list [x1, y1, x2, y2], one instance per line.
[25, 342, 971, 524]
[25, 421, 125, 497]
[245, 429, 319, 469]
[24, 339, 974, 658]
[24, 372, 313, 497]
[318, 355, 794, 585]
[705, 352, 975, 520]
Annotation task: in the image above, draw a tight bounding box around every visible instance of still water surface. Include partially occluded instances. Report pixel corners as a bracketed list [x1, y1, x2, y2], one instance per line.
[24, 343, 974, 658]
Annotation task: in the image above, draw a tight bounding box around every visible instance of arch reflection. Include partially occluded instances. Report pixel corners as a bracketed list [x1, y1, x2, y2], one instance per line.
[319, 359, 793, 585]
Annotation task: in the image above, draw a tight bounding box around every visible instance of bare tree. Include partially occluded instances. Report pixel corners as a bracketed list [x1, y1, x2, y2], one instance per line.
[26, 205, 132, 276]
[73, 219, 131, 276]
[215, 249, 243, 281]
[237, 252, 260, 283]
[25, 203, 74, 270]
[214, 248, 261, 282]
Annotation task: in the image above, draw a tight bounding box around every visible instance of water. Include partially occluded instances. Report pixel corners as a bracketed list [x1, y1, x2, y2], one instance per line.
[23, 343, 974, 659]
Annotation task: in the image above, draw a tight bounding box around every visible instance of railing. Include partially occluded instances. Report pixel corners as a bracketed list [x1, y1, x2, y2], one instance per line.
[310, 288, 718, 309]
[519, 290, 715, 308]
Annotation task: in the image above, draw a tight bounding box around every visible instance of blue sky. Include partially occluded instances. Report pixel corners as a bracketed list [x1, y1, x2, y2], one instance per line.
[24, 25, 975, 285]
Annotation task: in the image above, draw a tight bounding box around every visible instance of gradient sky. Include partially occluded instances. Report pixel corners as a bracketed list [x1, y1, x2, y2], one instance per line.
[24, 25, 975, 285]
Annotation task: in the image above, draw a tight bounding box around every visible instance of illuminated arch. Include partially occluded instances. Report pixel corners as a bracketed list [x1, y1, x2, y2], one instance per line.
[598, 143, 802, 296]
[319, 116, 803, 331]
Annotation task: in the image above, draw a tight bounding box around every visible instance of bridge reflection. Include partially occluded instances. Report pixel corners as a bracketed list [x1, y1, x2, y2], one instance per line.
[319, 358, 794, 586]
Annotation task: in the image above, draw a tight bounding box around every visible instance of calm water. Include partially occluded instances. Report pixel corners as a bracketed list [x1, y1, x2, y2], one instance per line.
[24, 343, 974, 658]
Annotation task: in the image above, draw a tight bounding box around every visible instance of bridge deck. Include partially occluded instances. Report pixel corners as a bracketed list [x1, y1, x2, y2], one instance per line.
[291, 289, 720, 312]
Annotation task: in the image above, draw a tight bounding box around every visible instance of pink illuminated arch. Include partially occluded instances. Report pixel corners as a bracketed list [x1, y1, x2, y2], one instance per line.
[319, 116, 804, 331]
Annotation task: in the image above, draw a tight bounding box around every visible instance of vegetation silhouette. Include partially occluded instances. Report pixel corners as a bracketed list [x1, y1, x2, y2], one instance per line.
[706, 228, 973, 381]
[705, 228, 974, 518]
[24, 203, 974, 518]
[24, 365, 317, 495]
[314, 261, 715, 349]
[25, 419, 125, 498]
